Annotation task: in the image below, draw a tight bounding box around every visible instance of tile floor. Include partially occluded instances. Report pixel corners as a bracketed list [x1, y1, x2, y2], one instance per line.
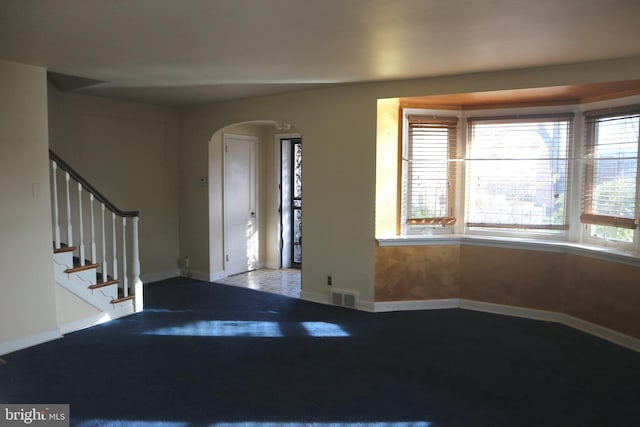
[216, 268, 301, 298]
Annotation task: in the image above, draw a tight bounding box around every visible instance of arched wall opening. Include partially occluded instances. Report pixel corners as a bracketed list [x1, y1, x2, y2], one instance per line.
[206, 120, 302, 281]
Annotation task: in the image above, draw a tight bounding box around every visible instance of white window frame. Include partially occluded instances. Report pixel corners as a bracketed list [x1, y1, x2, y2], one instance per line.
[398, 96, 640, 257]
[463, 111, 575, 240]
[580, 108, 640, 252]
[400, 108, 462, 235]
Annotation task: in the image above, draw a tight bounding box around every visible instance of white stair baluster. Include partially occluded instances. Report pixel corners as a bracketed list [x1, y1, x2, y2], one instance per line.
[132, 216, 142, 311]
[89, 194, 96, 263]
[77, 183, 85, 266]
[131, 216, 141, 288]
[112, 212, 118, 282]
[122, 217, 128, 297]
[101, 204, 107, 282]
[65, 172, 73, 247]
[51, 161, 61, 249]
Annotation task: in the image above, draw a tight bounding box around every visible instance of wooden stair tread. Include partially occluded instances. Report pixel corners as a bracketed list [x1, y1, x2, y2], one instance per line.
[65, 263, 99, 274]
[54, 246, 76, 254]
[89, 279, 119, 289]
[111, 295, 135, 304]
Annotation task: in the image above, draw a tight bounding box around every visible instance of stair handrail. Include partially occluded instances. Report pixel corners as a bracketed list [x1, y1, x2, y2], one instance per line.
[49, 149, 142, 311]
[49, 149, 139, 217]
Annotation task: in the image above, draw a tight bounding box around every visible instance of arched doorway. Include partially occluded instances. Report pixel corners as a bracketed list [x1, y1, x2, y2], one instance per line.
[207, 120, 302, 297]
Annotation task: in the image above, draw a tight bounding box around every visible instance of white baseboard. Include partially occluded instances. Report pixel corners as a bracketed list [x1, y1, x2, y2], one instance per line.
[557, 312, 640, 352]
[356, 299, 376, 312]
[0, 329, 62, 356]
[372, 298, 460, 313]
[140, 269, 180, 283]
[460, 299, 640, 352]
[371, 297, 640, 352]
[58, 305, 136, 336]
[459, 299, 566, 323]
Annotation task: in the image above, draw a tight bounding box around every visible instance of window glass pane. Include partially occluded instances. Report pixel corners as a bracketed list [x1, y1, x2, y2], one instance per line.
[591, 116, 638, 219]
[466, 118, 571, 229]
[293, 142, 302, 200]
[408, 126, 450, 219]
[586, 114, 639, 242]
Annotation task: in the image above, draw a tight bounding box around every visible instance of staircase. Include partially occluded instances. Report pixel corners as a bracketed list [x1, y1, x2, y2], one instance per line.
[49, 150, 143, 322]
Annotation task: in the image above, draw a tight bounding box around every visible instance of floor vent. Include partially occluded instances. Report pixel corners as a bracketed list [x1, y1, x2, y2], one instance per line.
[0, 358, 6, 366]
[330, 290, 358, 308]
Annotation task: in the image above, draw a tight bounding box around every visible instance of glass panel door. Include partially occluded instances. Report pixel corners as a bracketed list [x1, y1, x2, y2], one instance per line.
[292, 140, 302, 265]
[281, 138, 302, 268]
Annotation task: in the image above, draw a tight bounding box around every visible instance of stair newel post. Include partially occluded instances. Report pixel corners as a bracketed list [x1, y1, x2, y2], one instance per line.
[89, 194, 97, 264]
[132, 216, 142, 311]
[51, 161, 61, 249]
[101, 204, 107, 283]
[65, 172, 73, 247]
[77, 183, 85, 266]
[122, 217, 128, 298]
[112, 212, 118, 283]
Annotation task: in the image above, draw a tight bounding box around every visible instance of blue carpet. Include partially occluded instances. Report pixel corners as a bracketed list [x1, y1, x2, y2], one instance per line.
[1, 277, 639, 427]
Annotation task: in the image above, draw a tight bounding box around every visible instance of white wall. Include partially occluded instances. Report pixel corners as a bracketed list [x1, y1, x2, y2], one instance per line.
[48, 87, 181, 283]
[0, 60, 59, 352]
[179, 56, 640, 305]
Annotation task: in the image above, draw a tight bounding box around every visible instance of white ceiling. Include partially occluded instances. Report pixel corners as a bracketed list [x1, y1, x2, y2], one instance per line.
[2, 0, 640, 106]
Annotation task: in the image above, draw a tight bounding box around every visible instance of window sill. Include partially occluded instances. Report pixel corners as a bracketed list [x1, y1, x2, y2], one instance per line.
[376, 234, 640, 267]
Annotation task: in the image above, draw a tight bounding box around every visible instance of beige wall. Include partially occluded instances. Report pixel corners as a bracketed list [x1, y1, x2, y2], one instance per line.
[375, 98, 400, 237]
[204, 122, 283, 279]
[0, 60, 59, 347]
[375, 244, 640, 339]
[181, 56, 640, 304]
[3, 55, 640, 351]
[48, 86, 180, 282]
[180, 85, 378, 300]
[563, 254, 640, 338]
[375, 245, 460, 300]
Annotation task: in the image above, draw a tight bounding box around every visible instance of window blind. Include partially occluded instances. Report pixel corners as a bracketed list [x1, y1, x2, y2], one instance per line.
[581, 106, 640, 231]
[466, 114, 573, 230]
[404, 115, 458, 226]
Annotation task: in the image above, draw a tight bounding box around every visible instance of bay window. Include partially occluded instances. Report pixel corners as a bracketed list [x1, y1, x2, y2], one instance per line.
[399, 101, 639, 254]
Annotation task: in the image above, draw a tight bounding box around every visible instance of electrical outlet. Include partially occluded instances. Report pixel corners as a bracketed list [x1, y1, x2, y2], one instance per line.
[185, 256, 190, 269]
[327, 275, 332, 286]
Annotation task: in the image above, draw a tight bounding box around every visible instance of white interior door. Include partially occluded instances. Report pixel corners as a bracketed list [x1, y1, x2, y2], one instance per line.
[224, 134, 258, 276]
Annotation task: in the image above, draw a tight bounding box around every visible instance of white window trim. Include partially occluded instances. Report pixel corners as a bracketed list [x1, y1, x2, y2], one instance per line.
[401, 108, 464, 235]
[397, 94, 640, 258]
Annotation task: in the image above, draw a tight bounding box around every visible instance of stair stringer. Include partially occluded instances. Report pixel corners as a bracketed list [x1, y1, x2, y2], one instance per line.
[53, 251, 134, 315]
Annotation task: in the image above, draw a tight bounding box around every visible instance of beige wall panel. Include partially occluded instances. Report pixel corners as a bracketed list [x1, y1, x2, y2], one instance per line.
[375, 98, 400, 237]
[181, 86, 378, 300]
[564, 255, 640, 339]
[375, 245, 460, 300]
[0, 60, 58, 345]
[460, 245, 564, 312]
[48, 87, 180, 281]
[181, 56, 640, 305]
